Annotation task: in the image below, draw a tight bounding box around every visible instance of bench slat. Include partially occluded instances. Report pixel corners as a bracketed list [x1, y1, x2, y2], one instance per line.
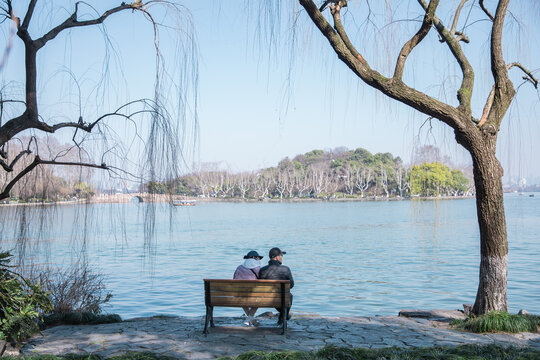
[211, 296, 291, 307]
[209, 283, 290, 293]
[209, 290, 290, 298]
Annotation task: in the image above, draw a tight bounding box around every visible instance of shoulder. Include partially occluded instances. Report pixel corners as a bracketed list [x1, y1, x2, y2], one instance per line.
[281, 265, 293, 274]
[259, 264, 270, 271]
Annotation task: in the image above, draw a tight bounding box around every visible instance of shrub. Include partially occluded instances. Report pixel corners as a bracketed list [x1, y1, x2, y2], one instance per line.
[0, 251, 52, 343]
[453, 311, 540, 333]
[42, 312, 121, 327]
[35, 264, 113, 315]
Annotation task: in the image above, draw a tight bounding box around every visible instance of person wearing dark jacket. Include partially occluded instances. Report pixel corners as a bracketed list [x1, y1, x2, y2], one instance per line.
[258, 247, 294, 324]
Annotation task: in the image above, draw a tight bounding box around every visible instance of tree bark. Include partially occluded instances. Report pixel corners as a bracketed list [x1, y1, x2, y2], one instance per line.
[470, 143, 508, 314]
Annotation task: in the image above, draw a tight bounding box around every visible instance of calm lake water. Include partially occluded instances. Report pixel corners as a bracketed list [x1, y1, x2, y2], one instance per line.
[0, 193, 538, 318]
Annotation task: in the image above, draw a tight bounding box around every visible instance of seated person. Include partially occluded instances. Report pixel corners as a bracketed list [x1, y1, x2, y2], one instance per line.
[258, 247, 294, 324]
[233, 250, 263, 326]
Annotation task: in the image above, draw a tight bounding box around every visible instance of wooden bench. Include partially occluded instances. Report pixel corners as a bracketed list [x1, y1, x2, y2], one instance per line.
[203, 279, 291, 334]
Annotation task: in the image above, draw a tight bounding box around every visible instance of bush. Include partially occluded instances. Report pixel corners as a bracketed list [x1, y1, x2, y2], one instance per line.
[453, 311, 540, 333]
[35, 264, 113, 315]
[42, 312, 121, 327]
[0, 251, 52, 343]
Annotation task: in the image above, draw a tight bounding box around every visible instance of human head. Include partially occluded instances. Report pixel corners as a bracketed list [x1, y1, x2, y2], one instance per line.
[243, 250, 263, 260]
[269, 247, 286, 262]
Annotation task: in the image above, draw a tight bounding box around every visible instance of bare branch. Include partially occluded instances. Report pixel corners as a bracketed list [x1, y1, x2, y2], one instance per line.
[21, 0, 37, 30]
[454, 31, 470, 44]
[0, 155, 39, 201]
[450, 0, 469, 37]
[299, 0, 462, 130]
[3, 0, 19, 29]
[0, 158, 8, 171]
[481, 0, 515, 130]
[491, 0, 511, 88]
[478, 88, 495, 127]
[393, 0, 438, 80]
[0, 4, 17, 71]
[417, 0, 474, 115]
[0, 98, 155, 149]
[34, 2, 141, 50]
[0, 155, 109, 201]
[38, 159, 109, 170]
[479, 0, 495, 21]
[478, 61, 537, 127]
[0, 148, 32, 171]
[507, 62, 538, 89]
[319, 0, 332, 12]
[328, 1, 366, 63]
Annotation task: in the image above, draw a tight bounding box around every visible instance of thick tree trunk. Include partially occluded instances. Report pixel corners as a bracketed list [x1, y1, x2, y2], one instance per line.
[470, 146, 508, 315]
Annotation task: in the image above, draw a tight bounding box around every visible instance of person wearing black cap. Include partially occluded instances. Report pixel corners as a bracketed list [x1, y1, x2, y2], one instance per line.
[233, 250, 263, 326]
[259, 247, 294, 324]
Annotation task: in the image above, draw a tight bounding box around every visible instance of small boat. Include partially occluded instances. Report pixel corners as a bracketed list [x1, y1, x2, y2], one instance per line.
[529, 194, 535, 198]
[173, 199, 196, 206]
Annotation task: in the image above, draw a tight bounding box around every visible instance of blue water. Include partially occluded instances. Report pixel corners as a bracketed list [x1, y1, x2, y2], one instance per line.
[0, 193, 538, 318]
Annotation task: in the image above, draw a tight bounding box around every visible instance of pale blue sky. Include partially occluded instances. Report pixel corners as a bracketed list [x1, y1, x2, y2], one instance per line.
[188, 1, 540, 183]
[3, 1, 540, 183]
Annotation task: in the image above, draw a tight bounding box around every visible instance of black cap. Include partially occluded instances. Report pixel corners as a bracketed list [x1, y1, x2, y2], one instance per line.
[243, 250, 263, 259]
[269, 247, 286, 258]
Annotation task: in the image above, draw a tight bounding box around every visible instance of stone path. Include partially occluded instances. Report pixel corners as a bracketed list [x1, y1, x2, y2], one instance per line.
[21, 312, 540, 359]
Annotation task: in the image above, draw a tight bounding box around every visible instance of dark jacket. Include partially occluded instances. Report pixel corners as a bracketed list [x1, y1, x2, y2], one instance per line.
[259, 259, 294, 288]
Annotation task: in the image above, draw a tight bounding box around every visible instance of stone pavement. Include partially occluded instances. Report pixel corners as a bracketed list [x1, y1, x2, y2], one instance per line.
[21, 312, 540, 359]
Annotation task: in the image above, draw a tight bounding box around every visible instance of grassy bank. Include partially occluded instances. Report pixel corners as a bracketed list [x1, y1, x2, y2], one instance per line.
[217, 345, 540, 360]
[6, 345, 540, 360]
[453, 311, 540, 333]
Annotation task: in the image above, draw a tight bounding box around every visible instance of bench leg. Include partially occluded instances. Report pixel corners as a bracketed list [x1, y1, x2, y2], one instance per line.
[281, 311, 287, 335]
[204, 305, 211, 334]
[210, 306, 215, 327]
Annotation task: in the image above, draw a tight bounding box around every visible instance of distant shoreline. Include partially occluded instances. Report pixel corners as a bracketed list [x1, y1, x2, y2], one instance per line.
[1, 194, 477, 207]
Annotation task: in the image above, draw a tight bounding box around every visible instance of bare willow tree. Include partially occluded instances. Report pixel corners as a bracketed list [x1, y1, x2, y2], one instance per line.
[296, 0, 538, 315]
[0, 1, 197, 202]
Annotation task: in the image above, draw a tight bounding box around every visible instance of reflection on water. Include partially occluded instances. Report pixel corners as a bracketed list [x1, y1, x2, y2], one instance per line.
[0, 194, 538, 318]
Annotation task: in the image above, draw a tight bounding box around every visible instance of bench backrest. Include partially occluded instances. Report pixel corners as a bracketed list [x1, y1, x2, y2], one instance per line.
[204, 279, 291, 308]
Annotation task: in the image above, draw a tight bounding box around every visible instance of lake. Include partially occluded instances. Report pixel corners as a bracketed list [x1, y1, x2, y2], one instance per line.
[0, 193, 538, 319]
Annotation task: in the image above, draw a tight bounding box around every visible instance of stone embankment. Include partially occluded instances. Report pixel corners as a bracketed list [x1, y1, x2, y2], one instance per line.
[18, 311, 540, 359]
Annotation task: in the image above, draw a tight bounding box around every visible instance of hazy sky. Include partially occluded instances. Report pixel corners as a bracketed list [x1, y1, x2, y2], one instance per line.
[3, 1, 540, 182]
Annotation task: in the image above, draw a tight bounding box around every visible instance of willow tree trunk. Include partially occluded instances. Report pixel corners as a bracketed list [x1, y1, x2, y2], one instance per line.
[470, 145, 508, 314]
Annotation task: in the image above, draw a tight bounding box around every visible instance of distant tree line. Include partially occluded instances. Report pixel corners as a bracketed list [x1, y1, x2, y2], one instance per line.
[2, 141, 473, 202]
[151, 147, 474, 199]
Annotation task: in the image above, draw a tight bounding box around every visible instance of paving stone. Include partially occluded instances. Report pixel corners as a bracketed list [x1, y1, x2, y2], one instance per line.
[20, 315, 540, 358]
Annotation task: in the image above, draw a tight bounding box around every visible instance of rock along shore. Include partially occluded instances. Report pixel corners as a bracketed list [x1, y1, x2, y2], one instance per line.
[20, 311, 540, 360]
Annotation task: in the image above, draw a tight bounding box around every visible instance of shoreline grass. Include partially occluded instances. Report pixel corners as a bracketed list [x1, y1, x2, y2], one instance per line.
[453, 311, 540, 333]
